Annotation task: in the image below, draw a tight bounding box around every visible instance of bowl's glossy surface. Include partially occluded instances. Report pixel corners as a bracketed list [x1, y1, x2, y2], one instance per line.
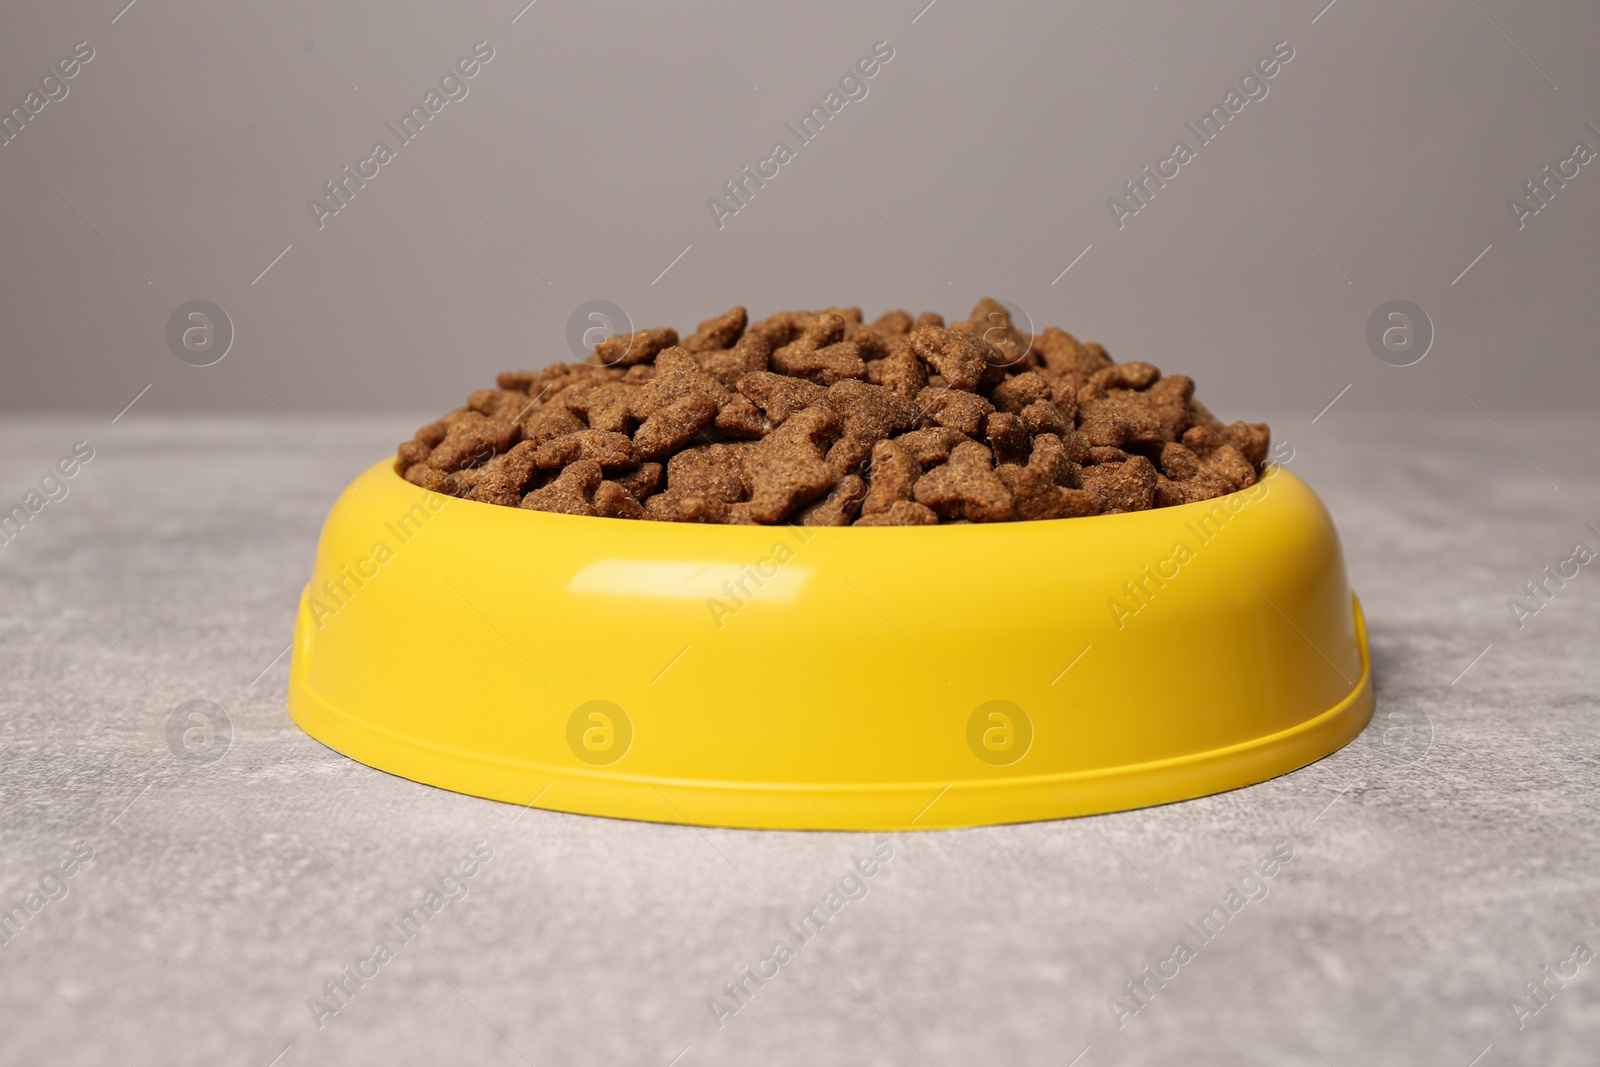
[288, 459, 1371, 829]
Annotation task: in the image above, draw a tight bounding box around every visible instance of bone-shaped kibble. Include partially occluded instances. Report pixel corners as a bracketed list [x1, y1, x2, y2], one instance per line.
[521, 460, 603, 516]
[666, 443, 751, 503]
[680, 306, 747, 353]
[592, 325, 678, 367]
[910, 326, 1006, 392]
[1078, 454, 1158, 513]
[736, 371, 828, 425]
[860, 439, 922, 518]
[532, 429, 638, 472]
[741, 405, 839, 523]
[914, 440, 1015, 522]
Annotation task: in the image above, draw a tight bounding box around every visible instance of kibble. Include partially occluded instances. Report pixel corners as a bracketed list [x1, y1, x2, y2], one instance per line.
[396, 302, 1271, 525]
[914, 440, 1016, 523]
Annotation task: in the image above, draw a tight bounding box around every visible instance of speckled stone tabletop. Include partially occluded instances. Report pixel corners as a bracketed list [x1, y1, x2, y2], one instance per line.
[1, 411, 1595, 1067]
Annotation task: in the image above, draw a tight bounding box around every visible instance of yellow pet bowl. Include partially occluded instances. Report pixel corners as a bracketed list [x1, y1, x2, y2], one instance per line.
[287, 459, 1371, 830]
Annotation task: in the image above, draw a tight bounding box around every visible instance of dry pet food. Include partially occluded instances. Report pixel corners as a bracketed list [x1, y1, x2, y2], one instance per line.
[396, 301, 1270, 525]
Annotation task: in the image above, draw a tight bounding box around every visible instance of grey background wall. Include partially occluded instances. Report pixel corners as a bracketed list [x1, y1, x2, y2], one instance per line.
[0, 0, 1596, 418]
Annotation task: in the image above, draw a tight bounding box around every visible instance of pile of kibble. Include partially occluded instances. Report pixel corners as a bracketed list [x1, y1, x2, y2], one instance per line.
[396, 301, 1270, 525]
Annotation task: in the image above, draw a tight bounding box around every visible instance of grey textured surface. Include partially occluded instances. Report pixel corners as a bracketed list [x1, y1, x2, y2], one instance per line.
[1, 412, 1597, 1067]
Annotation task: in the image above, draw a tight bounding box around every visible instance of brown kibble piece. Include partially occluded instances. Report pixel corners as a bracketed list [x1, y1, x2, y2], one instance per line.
[871, 309, 914, 336]
[843, 322, 890, 361]
[533, 429, 639, 472]
[612, 462, 663, 501]
[742, 406, 839, 523]
[824, 376, 919, 474]
[1033, 327, 1110, 387]
[747, 309, 812, 348]
[828, 380, 923, 445]
[1060, 429, 1094, 464]
[1157, 442, 1235, 503]
[1184, 422, 1254, 486]
[894, 426, 967, 467]
[916, 386, 994, 436]
[989, 371, 1052, 413]
[1033, 328, 1079, 376]
[914, 440, 1014, 522]
[1027, 434, 1079, 488]
[496, 370, 536, 392]
[680, 306, 747, 353]
[873, 339, 928, 400]
[1159, 441, 1203, 480]
[1154, 474, 1190, 509]
[955, 297, 1030, 368]
[825, 437, 873, 481]
[396, 438, 431, 473]
[853, 500, 938, 526]
[986, 412, 1031, 466]
[631, 348, 730, 418]
[643, 489, 729, 524]
[781, 312, 844, 351]
[1091, 362, 1162, 392]
[404, 463, 455, 494]
[520, 402, 585, 447]
[1202, 443, 1258, 491]
[798, 475, 866, 526]
[470, 441, 542, 506]
[426, 412, 518, 471]
[562, 380, 637, 434]
[593, 480, 647, 519]
[1224, 421, 1271, 468]
[994, 434, 1095, 520]
[773, 341, 868, 386]
[667, 444, 750, 503]
[1047, 376, 1080, 424]
[996, 464, 1099, 522]
[860, 439, 922, 517]
[1181, 425, 1224, 455]
[910, 326, 1004, 392]
[467, 389, 529, 420]
[1059, 487, 1102, 518]
[770, 401, 840, 451]
[1144, 375, 1195, 442]
[634, 392, 719, 461]
[694, 332, 771, 389]
[994, 463, 1055, 521]
[1079, 395, 1164, 449]
[1089, 446, 1130, 465]
[737, 371, 829, 424]
[713, 396, 773, 439]
[521, 460, 602, 516]
[743, 447, 834, 522]
[414, 419, 451, 448]
[592, 326, 678, 367]
[1079, 455, 1157, 513]
[768, 313, 851, 383]
[504, 363, 566, 395]
[1020, 398, 1069, 438]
